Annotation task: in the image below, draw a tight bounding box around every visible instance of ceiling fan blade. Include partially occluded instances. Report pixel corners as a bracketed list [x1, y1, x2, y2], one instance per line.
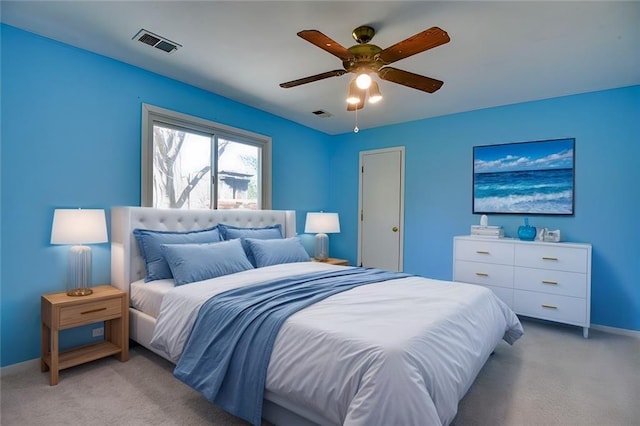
[280, 70, 347, 88]
[378, 27, 450, 64]
[378, 67, 444, 93]
[297, 30, 354, 60]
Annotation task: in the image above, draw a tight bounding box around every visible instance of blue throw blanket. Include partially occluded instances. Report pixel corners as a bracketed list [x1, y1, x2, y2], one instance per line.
[173, 267, 410, 425]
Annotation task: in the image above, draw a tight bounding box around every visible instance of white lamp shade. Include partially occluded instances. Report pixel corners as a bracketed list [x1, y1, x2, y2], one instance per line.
[51, 209, 108, 245]
[305, 212, 340, 234]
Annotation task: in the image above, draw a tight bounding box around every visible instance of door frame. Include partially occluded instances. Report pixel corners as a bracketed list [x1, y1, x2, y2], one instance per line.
[357, 146, 405, 270]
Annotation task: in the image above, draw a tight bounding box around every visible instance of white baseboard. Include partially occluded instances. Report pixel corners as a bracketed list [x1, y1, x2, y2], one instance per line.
[1, 358, 40, 377]
[591, 324, 640, 339]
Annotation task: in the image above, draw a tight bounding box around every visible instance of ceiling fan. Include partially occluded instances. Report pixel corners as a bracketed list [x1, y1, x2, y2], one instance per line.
[280, 25, 450, 111]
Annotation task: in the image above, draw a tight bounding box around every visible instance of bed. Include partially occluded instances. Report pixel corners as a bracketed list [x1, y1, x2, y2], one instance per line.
[111, 206, 523, 426]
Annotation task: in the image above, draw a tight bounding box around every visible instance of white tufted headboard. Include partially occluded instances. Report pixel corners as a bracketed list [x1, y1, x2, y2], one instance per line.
[111, 207, 296, 294]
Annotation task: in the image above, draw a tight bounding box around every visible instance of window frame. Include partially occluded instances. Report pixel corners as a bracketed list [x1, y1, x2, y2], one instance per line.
[141, 103, 272, 209]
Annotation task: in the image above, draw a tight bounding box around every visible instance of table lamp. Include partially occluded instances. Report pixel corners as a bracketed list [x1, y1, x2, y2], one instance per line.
[304, 212, 340, 261]
[51, 208, 108, 296]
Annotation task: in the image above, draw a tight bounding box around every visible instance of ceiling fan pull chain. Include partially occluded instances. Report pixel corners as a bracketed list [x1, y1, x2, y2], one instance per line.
[354, 106, 359, 133]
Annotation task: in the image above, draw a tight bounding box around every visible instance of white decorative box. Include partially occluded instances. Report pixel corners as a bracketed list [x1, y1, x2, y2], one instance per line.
[470, 225, 504, 238]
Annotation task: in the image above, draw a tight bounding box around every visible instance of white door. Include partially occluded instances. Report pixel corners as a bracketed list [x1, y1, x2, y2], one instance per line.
[358, 147, 404, 271]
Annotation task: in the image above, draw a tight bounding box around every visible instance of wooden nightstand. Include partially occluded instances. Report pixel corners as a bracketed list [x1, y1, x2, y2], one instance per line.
[312, 257, 349, 266]
[41, 285, 129, 385]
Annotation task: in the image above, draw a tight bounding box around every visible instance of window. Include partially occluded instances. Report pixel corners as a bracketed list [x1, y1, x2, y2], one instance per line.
[141, 104, 271, 210]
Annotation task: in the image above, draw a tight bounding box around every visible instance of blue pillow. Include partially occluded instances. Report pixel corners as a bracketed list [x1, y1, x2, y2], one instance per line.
[160, 239, 254, 286]
[245, 237, 310, 268]
[133, 226, 222, 282]
[218, 223, 283, 266]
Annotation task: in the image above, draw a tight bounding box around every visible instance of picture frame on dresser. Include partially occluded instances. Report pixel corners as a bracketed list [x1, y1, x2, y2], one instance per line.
[453, 236, 591, 338]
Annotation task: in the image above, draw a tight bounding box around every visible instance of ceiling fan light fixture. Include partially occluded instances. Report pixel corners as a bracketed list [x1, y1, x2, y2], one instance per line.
[368, 81, 382, 104]
[346, 80, 363, 104]
[355, 73, 372, 89]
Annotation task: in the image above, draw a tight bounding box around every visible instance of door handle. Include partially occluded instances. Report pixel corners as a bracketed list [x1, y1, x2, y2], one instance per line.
[392, 226, 398, 232]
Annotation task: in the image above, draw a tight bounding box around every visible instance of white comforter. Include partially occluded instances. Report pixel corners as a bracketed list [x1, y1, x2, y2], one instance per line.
[151, 262, 523, 425]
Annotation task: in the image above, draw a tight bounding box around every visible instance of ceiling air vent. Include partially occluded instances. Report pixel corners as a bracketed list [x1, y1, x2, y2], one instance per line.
[133, 29, 181, 54]
[312, 110, 332, 118]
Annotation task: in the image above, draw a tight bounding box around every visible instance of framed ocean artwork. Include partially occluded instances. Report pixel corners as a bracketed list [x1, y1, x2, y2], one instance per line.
[473, 138, 575, 215]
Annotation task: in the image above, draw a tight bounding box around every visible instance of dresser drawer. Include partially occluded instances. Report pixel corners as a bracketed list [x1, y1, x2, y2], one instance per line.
[514, 244, 587, 272]
[513, 290, 587, 325]
[455, 239, 514, 265]
[59, 297, 122, 329]
[514, 267, 587, 298]
[454, 260, 514, 288]
[482, 284, 513, 308]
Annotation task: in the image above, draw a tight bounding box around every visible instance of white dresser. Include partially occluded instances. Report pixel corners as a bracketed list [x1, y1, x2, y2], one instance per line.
[453, 236, 592, 338]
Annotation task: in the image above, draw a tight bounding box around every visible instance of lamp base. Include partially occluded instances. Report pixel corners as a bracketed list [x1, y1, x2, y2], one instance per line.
[313, 233, 329, 261]
[67, 245, 93, 297]
[67, 287, 93, 297]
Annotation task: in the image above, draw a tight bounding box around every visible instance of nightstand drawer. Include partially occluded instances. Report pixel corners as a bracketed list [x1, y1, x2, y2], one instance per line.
[59, 298, 122, 329]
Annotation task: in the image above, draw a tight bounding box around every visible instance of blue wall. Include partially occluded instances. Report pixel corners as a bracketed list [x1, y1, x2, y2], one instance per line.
[2, 24, 638, 367]
[0, 25, 332, 367]
[329, 85, 640, 333]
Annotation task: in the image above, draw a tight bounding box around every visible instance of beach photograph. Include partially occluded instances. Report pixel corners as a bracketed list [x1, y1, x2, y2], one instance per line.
[473, 138, 575, 214]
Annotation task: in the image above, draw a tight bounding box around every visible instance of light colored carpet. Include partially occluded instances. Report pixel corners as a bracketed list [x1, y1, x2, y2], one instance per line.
[451, 320, 640, 426]
[1, 319, 638, 425]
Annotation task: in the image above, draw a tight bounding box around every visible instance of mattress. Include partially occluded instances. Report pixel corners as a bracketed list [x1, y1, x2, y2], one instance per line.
[130, 279, 175, 318]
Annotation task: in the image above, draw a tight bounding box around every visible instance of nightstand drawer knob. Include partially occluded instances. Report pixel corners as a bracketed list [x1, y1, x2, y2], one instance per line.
[81, 307, 107, 315]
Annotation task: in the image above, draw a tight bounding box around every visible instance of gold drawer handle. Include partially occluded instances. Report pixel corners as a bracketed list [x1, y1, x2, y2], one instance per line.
[542, 280, 558, 285]
[542, 256, 558, 261]
[541, 304, 558, 309]
[81, 307, 107, 315]
[476, 250, 490, 255]
[475, 272, 489, 277]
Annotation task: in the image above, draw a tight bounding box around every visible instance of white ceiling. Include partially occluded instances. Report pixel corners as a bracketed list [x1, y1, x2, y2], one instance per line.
[2, 1, 639, 135]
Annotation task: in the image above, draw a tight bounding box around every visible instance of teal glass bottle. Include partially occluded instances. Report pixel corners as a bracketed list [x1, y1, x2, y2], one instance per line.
[517, 217, 536, 241]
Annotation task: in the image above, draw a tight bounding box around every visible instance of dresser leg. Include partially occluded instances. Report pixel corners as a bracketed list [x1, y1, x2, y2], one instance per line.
[583, 327, 589, 339]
